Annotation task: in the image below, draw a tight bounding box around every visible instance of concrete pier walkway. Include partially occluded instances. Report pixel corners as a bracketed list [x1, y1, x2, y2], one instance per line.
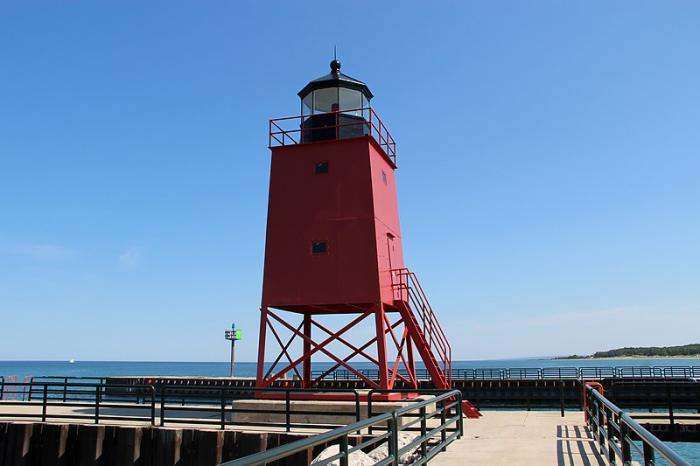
[434, 411, 606, 466]
[0, 402, 613, 465]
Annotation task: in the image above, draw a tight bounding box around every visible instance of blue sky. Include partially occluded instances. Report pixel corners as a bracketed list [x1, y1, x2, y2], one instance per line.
[1, 1, 699, 362]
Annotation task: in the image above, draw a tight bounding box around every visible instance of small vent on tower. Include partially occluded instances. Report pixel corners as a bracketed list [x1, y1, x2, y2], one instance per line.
[315, 162, 329, 174]
[311, 241, 328, 254]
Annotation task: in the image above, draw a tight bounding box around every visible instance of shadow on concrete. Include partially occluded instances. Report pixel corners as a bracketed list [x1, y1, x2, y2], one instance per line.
[556, 424, 606, 466]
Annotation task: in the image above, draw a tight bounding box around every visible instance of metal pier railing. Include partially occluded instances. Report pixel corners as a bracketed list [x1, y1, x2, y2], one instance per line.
[584, 383, 692, 466]
[0, 379, 465, 438]
[311, 365, 700, 381]
[220, 390, 463, 466]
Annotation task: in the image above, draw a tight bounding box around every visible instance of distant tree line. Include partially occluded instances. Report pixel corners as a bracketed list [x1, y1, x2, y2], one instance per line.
[557, 344, 700, 359]
[592, 344, 700, 358]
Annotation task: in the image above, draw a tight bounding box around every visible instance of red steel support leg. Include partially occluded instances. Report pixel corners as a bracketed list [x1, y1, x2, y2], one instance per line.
[375, 304, 389, 390]
[303, 313, 312, 388]
[256, 307, 269, 386]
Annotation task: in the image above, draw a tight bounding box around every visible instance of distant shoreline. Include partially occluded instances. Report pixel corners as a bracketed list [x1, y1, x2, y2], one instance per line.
[554, 344, 700, 360]
[554, 355, 700, 360]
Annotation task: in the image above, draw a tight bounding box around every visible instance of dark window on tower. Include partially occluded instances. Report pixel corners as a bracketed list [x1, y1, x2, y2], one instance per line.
[311, 241, 328, 254]
[382, 170, 388, 185]
[315, 161, 329, 174]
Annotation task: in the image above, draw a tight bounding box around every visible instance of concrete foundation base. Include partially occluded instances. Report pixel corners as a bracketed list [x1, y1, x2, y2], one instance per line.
[231, 398, 427, 427]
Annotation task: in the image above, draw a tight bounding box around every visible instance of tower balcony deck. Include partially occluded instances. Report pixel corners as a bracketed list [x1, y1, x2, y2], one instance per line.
[269, 107, 397, 166]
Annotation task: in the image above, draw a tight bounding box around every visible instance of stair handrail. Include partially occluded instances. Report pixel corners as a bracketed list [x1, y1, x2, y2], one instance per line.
[394, 278, 450, 365]
[406, 277, 450, 354]
[400, 273, 451, 360]
[391, 268, 452, 383]
[404, 284, 450, 362]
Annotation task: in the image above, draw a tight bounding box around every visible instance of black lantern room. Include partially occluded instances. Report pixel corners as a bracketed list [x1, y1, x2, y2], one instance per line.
[298, 59, 373, 143]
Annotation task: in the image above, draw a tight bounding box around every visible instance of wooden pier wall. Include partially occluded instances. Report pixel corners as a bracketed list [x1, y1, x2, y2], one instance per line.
[0, 422, 344, 466]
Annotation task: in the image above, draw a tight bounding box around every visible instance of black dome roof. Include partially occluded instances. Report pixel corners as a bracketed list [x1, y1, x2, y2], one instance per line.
[298, 60, 373, 100]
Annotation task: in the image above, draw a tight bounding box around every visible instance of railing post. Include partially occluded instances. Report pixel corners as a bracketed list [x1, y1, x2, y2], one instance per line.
[94, 385, 100, 424]
[607, 408, 615, 462]
[458, 392, 464, 439]
[368, 391, 374, 435]
[560, 380, 565, 417]
[42, 385, 48, 422]
[220, 388, 226, 430]
[150, 387, 156, 426]
[368, 110, 373, 140]
[419, 406, 427, 459]
[667, 383, 676, 441]
[354, 391, 361, 435]
[620, 422, 631, 464]
[285, 390, 291, 433]
[598, 401, 606, 455]
[298, 114, 303, 145]
[63, 377, 68, 402]
[526, 386, 531, 412]
[388, 413, 400, 466]
[339, 435, 349, 466]
[440, 399, 447, 452]
[643, 442, 655, 466]
[160, 388, 165, 427]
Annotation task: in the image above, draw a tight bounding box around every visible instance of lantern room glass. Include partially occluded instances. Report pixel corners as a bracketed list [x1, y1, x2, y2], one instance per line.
[301, 88, 369, 117]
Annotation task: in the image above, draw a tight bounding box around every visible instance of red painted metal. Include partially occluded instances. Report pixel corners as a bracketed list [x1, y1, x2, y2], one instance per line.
[461, 400, 482, 418]
[583, 381, 605, 422]
[256, 106, 451, 395]
[392, 268, 452, 389]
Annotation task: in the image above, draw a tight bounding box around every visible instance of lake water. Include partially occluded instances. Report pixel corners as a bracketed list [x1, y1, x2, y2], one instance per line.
[2, 359, 699, 464]
[2, 357, 699, 381]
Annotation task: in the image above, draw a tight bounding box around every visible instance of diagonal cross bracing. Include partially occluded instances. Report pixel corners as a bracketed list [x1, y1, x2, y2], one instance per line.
[264, 310, 381, 389]
[310, 318, 381, 366]
[312, 318, 405, 384]
[264, 319, 303, 380]
[383, 313, 414, 387]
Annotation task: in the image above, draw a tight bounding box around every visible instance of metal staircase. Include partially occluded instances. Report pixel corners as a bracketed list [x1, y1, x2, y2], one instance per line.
[391, 268, 452, 390]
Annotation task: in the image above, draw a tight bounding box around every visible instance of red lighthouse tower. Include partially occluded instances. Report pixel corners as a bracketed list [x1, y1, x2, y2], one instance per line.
[256, 59, 451, 394]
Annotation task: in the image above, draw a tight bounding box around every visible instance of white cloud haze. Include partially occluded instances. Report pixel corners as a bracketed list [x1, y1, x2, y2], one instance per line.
[118, 247, 143, 268]
[0, 243, 79, 261]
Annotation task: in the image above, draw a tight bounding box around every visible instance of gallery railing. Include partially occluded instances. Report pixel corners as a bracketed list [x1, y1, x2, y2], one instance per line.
[269, 107, 397, 165]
